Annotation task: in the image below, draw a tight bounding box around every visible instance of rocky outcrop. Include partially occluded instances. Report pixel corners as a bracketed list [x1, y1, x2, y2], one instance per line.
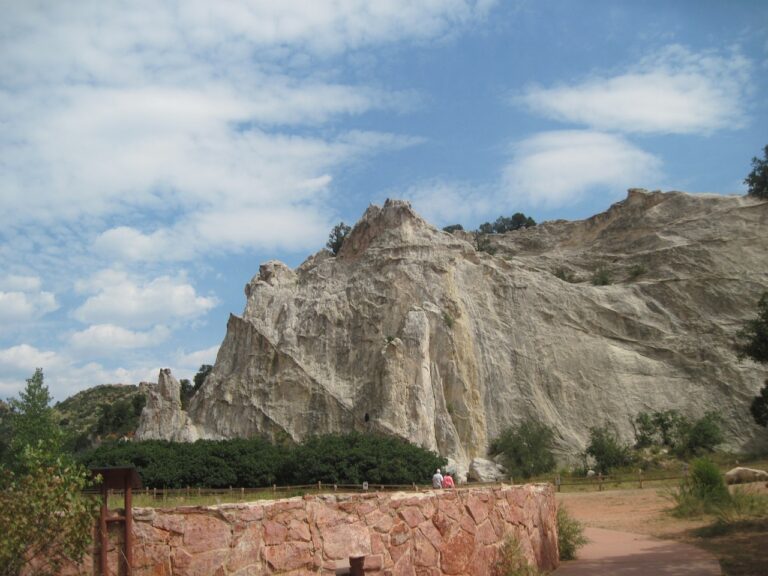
[65, 485, 558, 576]
[136, 369, 198, 442]
[137, 191, 768, 472]
[725, 467, 768, 484]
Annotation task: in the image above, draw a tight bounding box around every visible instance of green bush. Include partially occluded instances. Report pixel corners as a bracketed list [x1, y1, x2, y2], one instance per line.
[745, 144, 768, 199]
[585, 425, 633, 474]
[557, 505, 588, 561]
[79, 432, 446, 488]
[489, 420, 556, 480]
[591, 268, 611, 286]
[675, 412, 723, 457]
[671, 457, 730, 517]
[492, 535, 542, 576]
[627, 263, 647, 280]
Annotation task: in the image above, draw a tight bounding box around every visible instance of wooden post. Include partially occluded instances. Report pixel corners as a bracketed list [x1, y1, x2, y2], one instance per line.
[598, 473, 604, 491]
[638, 470, 643, 489]
[125, 479, 133, 576]
[100, 490, 109, 576]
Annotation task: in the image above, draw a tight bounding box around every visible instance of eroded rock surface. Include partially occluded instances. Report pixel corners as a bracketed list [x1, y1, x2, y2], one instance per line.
[137, 191, 768, 471]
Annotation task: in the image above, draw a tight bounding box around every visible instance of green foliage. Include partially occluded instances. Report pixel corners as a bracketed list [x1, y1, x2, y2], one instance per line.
[54, 383, 145, 450]
[5, 369, 62, 469]
[553, 267, 577, 283]
[557, 505, 588, 561]
[632, 409, 721, 456]
[489, 419, 556, 480]
[671, 457, 730, 517]
[1, 370, 98, 576]
[193, 364, 213, 391]
[474, 233, 497, 255]
[751, 384, 768, 427]
[736, 292, 768, 364]
[280, 432, 446, 485]
[585, 425, 633, 474]
[442, 312, 454, 329]
[492, 535, 542, 576]
[442, 224, 464, 233]
[744, 144, 768, 199]
[0, 450, 98, 576]
[94, 396, 144, 438]
[736, 292, 768, 427]
[79, 432, 446, 488]
[627, 263, 647, 280]
[676, 412, 724, 457]
[591, 267, 611, 286]
[478, 213, 536, 235]
[326, 222, 351, 255]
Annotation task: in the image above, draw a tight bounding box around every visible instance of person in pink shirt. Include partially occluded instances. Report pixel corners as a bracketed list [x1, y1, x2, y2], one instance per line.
[442, 473, 455, 489]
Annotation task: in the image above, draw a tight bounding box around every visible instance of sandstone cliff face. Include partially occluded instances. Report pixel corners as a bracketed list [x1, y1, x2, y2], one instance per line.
[138, 191, 768, 475]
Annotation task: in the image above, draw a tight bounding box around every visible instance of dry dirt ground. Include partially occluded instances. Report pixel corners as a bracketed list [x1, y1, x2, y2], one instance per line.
[557, 485, 768, 576]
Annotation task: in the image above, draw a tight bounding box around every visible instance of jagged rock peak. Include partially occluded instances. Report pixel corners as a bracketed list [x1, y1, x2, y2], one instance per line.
[338, 198, 440, 259]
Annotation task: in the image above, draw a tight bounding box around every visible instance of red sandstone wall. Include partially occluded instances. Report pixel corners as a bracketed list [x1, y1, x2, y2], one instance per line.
[68, 484, 558, 576]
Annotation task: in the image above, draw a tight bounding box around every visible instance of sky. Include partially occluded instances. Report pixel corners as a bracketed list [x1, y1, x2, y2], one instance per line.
[1, 0, 767, 401]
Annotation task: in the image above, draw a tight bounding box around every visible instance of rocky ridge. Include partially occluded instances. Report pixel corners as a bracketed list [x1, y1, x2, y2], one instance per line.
[138, 190, 768, 478]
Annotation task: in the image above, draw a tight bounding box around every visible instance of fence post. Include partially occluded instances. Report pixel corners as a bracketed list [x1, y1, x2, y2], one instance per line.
[241, 487, 244, 499]
[598, 473, 603, 492]
[273, 484, 276, 494]
[638, 470, 643, 489]
[318, 481, 322, 493]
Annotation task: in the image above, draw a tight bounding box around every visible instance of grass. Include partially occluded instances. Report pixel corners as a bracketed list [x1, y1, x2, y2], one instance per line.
[557, 505, 588, 560]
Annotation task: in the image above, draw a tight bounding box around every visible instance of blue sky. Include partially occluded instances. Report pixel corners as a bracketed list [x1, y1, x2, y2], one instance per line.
[1, 0, 767, 400]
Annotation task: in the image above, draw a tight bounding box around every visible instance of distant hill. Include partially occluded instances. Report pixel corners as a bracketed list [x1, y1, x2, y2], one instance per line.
[54, 384, 146, 450]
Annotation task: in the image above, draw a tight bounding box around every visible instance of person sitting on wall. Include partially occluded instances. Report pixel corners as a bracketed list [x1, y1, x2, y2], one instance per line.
[442, 472, 455, 489]
[432, 468, 444, 489]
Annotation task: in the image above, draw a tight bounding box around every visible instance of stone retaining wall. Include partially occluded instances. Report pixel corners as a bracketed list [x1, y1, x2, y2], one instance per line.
[71, 484, 558, 575]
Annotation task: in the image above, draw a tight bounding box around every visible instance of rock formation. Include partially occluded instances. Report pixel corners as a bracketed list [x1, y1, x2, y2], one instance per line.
[137, 190, 768, 476]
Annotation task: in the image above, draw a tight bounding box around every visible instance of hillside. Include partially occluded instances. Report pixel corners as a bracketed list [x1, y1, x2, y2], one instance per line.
[55, 384, 145, 449]
[137, 189, 768, 477]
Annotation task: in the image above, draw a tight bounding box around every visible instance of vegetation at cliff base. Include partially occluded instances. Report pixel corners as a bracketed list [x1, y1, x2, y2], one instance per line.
[489, 419, 556, 480]
[79, 431, 447, 488]
[736, 291, 768, 427]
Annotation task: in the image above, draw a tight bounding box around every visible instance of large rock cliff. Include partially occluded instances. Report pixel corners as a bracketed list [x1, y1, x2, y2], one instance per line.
[138, 190, 768, 475]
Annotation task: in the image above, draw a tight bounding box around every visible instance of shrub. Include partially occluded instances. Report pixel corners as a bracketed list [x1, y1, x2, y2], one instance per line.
[585, 425, 633, 474]
[628, 263, 647, 280]
[326, 222, 351, 255]
[553, 267, 577, 283]
[79, 432, 446, 488]
[489, 420, 556, 480]
[671, 457, 730, 517]
[492, 535, 542, 576]
[745, 144, 768, 199]
[591, 268, 611, 286]
[442, 224, 464, 233]
[557, 505, 588, 560]
[675, 412, 723, 457]
[475, 233, 497, 255]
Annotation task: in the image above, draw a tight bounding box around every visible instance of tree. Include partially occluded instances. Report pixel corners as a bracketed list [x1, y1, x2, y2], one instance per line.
[326, 222, 351, 255]
[6, 368, 62, 469]
[736, 291, 768, 427]
[745, 144, 768, 199]
[0, 370, 98, 576]
[585, 425, 633, 474]
[676, 412, 723, 457]
[442, 224, 464, 233]
[489, 419, 556, 480]
[193, 364, 213, 391]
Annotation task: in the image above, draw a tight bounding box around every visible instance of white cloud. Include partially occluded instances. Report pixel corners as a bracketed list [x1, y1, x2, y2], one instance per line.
[518, 45, 751, 134]
[0, 342, 162, 400]
[69, 324, 171, 353]
[0, 344, 67, 373]
[401, 180, 495, 226]
[175, 346, 220, 374]
[73, 270, 217, 329]
[0, 276, 58, 324]
[502, 131, 662, 207]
